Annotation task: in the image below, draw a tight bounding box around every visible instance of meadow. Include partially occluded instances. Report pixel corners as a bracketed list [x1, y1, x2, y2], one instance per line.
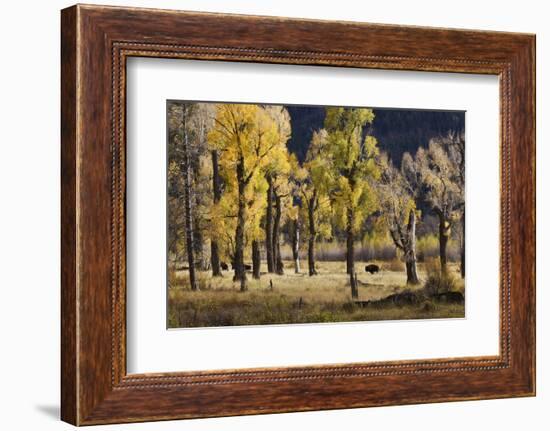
[167, 102, 466, 328]
[167, 259, 465, 328]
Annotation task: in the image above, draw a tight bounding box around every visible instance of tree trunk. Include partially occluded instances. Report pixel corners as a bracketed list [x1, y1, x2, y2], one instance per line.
[193, 221, 205, 270]
[265, 175, 275, 273]
[181, 109, 198, 291]
[210, 150, 222, 277]
[438, 213, 449, 274]
[291, 219, 300, 274]
[274, 194, 284, 275]
[346, 207, 357, 298]
[350, 272, 358, 299]
[307, 192, 317, 276]
[460, 211, 465, 279]
[405, 210, 419, 285]
[234, 157, 247, 291]
[346, 208, 355, 276]
[252, 240, 261, 279]
[210, 241, 221, 277]
[405, 262, 419, 285]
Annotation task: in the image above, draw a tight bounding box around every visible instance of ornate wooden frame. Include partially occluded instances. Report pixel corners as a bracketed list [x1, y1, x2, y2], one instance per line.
[61, 4, 536, 425]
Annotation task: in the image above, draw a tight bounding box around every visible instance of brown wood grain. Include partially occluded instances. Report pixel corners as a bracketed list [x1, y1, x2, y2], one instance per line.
[60, 5, 78, 425]
[61, 4, 536, 425]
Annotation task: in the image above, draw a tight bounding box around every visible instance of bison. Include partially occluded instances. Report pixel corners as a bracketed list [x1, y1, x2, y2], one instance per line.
[365, 264, 380, 274]
[220, 262, 229, 271]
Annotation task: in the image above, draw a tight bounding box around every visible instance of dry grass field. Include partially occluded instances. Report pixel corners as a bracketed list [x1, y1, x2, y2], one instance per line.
[168, 260, 465, 328]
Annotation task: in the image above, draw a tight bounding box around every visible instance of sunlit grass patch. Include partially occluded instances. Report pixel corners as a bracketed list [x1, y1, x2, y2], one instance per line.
[168, 260, 464, 328]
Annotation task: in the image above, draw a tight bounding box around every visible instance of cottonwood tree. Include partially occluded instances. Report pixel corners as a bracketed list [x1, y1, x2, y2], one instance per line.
[299, 129, 333, 276]
[264, 172, 275, 273]
[324, 108, 380, 298]
[438, 131, 465, 278]
[416, 139, 463, 274]
[191, 102, 224, 277]
[167, 102, 216, 288]
[272, 164, 292, 275]
[208, 166, 267, 280]
[287, 156, 304, 274]
[377, 153, 420, 285]
[263, 106, 292, 274]
[248, 174, 269, 279]
[208, 104, 279, 291]
[187, 103, 216, 272]
[167, 105, 187, 272]
[167, 102, 199, 291]
[287, 209, 302, 274]
[209, 144, 223, 276]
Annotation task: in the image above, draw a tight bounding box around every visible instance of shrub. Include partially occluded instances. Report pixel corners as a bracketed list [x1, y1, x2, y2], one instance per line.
[383, 257, 405, 272]
[423, 257, 457, 297]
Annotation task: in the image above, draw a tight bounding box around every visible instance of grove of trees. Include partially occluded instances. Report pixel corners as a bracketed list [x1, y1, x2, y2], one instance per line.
[167, 101, 466, 296]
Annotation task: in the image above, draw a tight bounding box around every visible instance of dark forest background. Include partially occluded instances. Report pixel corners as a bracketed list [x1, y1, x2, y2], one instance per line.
[286, 106, 465, 163]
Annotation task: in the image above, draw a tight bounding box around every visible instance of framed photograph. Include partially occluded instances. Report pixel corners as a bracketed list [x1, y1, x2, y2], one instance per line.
[61, 4, 535, 425]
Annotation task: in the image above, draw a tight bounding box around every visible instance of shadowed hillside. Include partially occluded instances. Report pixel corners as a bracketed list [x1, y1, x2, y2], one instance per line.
[286, 106, 465, 162]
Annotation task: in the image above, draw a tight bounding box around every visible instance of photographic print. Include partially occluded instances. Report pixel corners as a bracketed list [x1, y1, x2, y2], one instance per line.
[167, 101, 465, 328]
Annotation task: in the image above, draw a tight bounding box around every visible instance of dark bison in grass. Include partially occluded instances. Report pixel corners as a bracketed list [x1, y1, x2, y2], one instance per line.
[365, 264, 380, 274]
